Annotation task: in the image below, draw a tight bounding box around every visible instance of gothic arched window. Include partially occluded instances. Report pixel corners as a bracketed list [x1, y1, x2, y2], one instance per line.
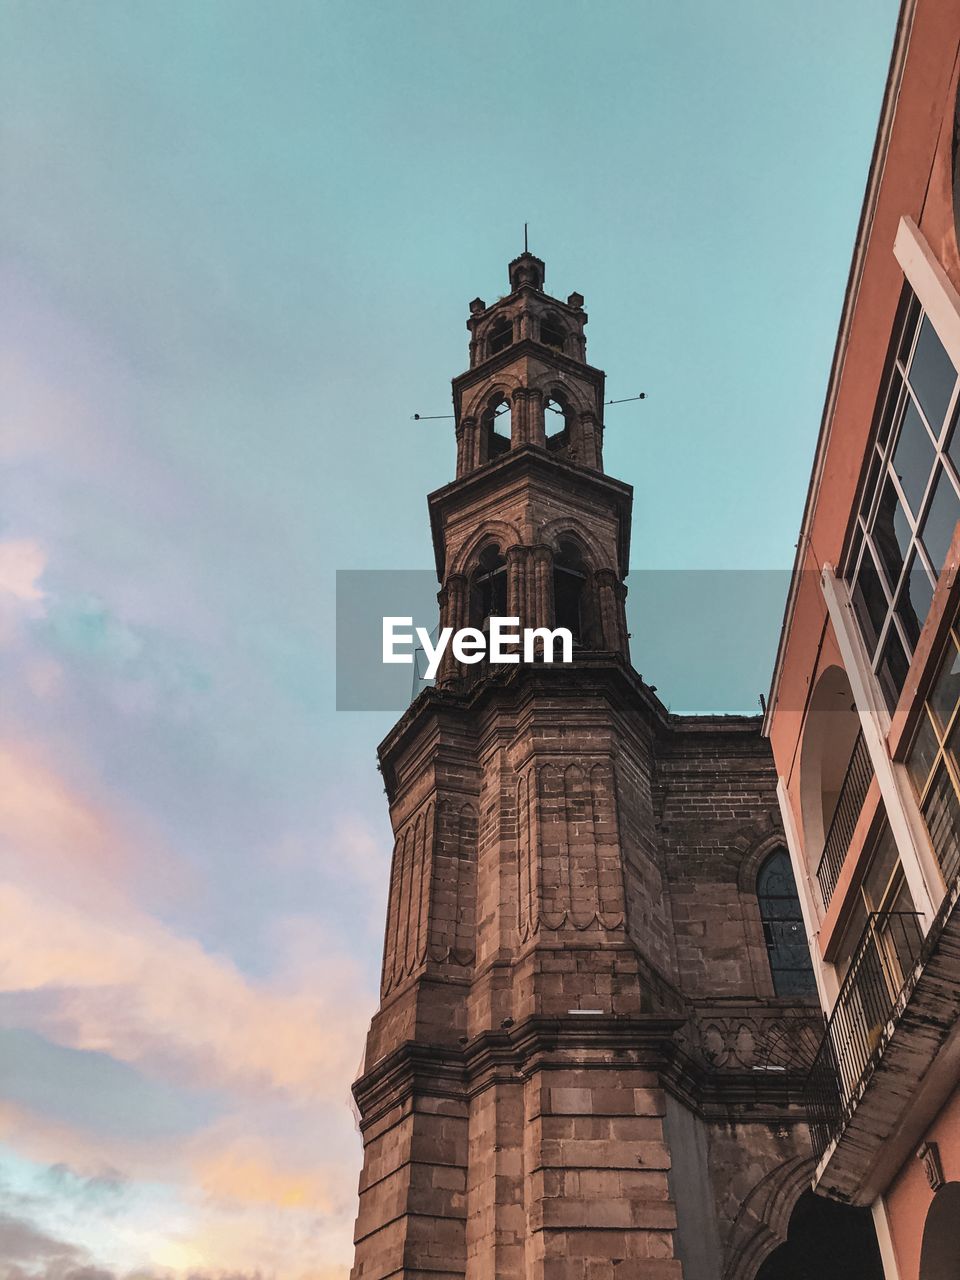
[757, 849, 817, 996]
[540, 315, 565, 352]
[545, 396, 572, 451]
[488, 319, 513, 355]
[470, 545, 507, 631]
[553, 540, 588, 644]
[481, 397, 511, 460]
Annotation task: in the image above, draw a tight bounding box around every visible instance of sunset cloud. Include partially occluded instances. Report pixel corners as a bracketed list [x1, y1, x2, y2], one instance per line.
[0, 884, 369, 1103]
[0, 541, 46, 605]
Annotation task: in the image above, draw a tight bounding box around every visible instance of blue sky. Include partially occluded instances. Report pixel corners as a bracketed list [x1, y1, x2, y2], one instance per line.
[0, 2, 898, 1275]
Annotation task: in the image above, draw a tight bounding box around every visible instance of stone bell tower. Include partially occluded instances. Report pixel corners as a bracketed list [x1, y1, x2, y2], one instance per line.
[350, 253, 821, 1280]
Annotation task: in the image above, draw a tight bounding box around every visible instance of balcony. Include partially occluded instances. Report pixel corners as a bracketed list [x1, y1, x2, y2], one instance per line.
[816, 731, 873, 906]
[804, 885, 960, 1204]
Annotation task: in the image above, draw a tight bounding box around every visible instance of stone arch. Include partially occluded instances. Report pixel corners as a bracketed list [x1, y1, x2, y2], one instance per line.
[451, 521, 522, 577]
[737, 831, 788, 895]
[462, 376, 523, 424]
[799, 663, 861, 875]
[537, 517, 607, 569]
[920, 1182, 960, 1280]
[722, 1156, 814, 1280]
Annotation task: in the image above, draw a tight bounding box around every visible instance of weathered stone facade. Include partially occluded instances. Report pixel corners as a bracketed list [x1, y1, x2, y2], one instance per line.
[351, 255, 822, 1280]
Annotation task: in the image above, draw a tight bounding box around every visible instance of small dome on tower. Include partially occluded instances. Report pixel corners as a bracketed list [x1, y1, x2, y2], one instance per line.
[508, 252, 545, 292]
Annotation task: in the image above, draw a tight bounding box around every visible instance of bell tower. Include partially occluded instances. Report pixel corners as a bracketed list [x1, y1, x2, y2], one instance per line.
[349, 253, 819, 1280]
[432, 251, 632, 685]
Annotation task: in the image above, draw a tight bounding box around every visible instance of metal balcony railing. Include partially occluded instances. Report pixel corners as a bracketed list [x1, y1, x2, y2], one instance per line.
[816, 732, 873, 906]
[805, 910, 924, 1159]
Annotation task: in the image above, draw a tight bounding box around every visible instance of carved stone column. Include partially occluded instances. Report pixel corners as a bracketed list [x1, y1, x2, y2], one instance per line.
[579, 410, 602, 470]
[457, 416, 479, 476]
[437, 572, 469, 686]
[595, 568, 628, 656]
[533, 544, 554, 633]
[512, 387, 545, 447]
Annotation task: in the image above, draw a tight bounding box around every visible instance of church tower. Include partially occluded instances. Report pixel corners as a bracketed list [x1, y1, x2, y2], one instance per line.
[350, 254, 824, 1280]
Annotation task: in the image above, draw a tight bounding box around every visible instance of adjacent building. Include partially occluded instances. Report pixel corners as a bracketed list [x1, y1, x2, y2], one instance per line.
[764, 2, 960, 1276]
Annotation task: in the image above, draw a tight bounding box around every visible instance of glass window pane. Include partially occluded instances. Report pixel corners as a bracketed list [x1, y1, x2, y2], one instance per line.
[757, 849, 816, 996]
[862, 824, 900, 910]
[909, 315, 957, 437]
[845, 524, 864, 583]
[922, 760, 960, 884]
[877, 626, 910, 713]
[947, 411, 960, 479]
[871, 476, 912, 590]
[895, 555, 934, 649]
[929, 638, 960, 734]
[898, 294, 922, 365]
[908, 709, 939, 795]
[877, 372, 905, 450]
[921, 465, 960, 574]
[852, 549, 889, 652]
[893, 398, 937, 517]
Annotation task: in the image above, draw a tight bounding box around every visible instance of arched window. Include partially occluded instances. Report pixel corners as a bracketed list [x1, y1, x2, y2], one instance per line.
[757, 849, 817, 996]
[481, 397, 512, 460]
[540, 315, 565, 352]
[470, 545, 507, 631]
[488, 318, 513, 355]
[545, 396, 572, 451]
[553, 540, 588, 644]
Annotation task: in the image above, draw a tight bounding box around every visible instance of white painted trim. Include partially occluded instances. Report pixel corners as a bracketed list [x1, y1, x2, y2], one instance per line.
[776, 776, 838, 1007]
[894, 217, 960, 370]
[871, 1196, 901, 1280]
[821, 565, 940, 926]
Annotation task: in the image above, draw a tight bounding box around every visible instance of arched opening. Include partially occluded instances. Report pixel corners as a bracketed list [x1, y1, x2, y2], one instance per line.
[755, 1190, 883, 1280]
[488, 318, 513, 355]
[545, 396, 572, 451]
[757, 849, 817, 996]
[553, 540, 589, 645]
[799, 665, 865, 900]
[470, 545, 507, 632]
[540, 315, 565, 352]
[920, 1181, 960, 1280]
[481, 397, 512, 461]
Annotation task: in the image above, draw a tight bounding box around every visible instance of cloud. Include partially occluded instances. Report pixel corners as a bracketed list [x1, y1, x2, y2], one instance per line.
[0, 542, 46, 604]
[0, 1209, 83, 1265]
[0, 745, 190, 914]
[0, 885, 370, 1104]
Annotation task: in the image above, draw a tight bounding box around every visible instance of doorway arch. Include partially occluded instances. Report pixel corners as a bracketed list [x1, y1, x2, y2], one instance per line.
[919, 1182, 960, 1280]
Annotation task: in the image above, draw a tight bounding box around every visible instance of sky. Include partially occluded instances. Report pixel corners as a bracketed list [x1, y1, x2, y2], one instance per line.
[0, 1, 899, 1276]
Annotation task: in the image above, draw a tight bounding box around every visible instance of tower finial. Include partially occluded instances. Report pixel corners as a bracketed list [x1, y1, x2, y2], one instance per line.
[524, 221, 528, 253]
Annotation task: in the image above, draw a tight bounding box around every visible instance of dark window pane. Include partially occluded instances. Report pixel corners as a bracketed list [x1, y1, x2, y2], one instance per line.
[871, 476, 912, 589]
[922, 760, 960, 883]
[907, 709, 939, 795]
[947, 412, 960, 478]
[893, 398, 937, 517]
[852, 550, 889, 652]
[929, 639, 960, 734]
[921, 465, 960, 573]
[757, 849, 816, 996]
[845, 524, 864, 583]
[898, 294, 922, 364]
[895, 555, 934, 648]
[909, 315, 957, 436]
[877, 371, 905, 450]
[862, 823, 899, 909]
[877, 627, 910, 713]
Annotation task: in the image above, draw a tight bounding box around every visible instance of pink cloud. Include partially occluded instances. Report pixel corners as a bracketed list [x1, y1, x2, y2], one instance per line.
[0, 883, 371, 1103]
[0, 539, 46, 603]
